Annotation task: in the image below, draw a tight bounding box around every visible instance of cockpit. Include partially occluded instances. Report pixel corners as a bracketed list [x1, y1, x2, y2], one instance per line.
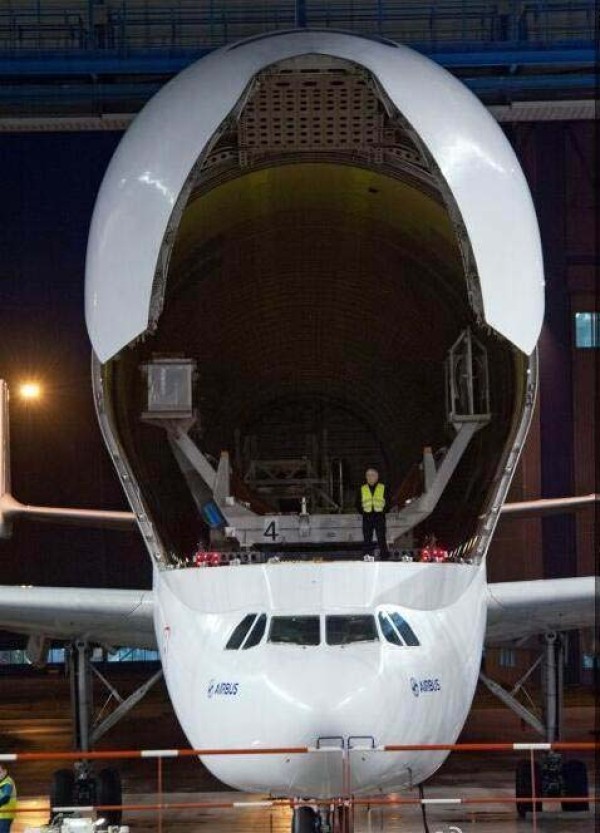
[225, 611, 420, 649]
[225, 613, 268, 650]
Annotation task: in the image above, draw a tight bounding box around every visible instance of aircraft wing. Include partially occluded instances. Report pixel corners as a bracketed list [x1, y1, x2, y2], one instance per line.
[486, 576, 596, 645]
[0, 585, 156, 649]
[0, 576, 594, 651]
[500, 493, 598, 518]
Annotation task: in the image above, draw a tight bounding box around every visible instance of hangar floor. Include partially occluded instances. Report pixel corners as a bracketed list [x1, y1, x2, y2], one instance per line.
[1, 670, 595, 832]
[10, 791, 597, 832]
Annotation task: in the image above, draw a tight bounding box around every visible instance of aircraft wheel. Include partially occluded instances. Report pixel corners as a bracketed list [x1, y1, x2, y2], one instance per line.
[319, 809, 332, 832]
[49, 769, 74, 823]
[97, 767, 123, 826]
[561, 759, 589, 812]
[333, 805, 351, 833]
[515, 759, 542, 818]
[292, 805, 320, 832]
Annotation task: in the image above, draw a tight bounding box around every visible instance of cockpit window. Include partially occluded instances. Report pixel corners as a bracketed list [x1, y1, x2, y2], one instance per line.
[225, 613, 257, 649]
[326, 615, 378, 645]
[378, 611, 420, 646]
[269, 616, 321, 646]
[390, 612, 420, 646]
[378, 612, 402, 645]
[243, 613, 267, 649]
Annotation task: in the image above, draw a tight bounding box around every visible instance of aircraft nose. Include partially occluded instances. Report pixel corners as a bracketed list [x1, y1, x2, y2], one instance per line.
[196, 647, 416, 797]
[264, 649, 386, 741]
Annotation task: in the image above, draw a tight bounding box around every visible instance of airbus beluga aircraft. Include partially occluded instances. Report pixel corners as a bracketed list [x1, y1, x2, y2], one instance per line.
[0, 29, 596, 833]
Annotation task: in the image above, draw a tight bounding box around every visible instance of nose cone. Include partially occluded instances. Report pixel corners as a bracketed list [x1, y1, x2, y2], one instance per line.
[199, 646, 400, 797]
[264, 648, 386, 739]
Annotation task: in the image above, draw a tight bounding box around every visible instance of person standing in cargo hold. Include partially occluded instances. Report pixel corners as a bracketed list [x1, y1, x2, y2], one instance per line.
[0, 764, 17, 833]
[357, 467, 389, 560]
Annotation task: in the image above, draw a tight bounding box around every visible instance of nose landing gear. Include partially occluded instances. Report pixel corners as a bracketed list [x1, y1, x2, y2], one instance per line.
[292, 805, 320, 832]
[291, 804, 351, 833]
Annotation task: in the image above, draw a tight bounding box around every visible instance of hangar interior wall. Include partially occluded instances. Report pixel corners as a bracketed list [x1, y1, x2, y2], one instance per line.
[486, 121, 596, 685]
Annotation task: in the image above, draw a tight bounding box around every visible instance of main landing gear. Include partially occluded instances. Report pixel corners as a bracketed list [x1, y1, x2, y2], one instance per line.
[515, 629, 590, 818]
[515, 753, 589, 818]
[481, 631, 590, 818]
[50, 765, 123, 827]
[48, 641, 162, 827]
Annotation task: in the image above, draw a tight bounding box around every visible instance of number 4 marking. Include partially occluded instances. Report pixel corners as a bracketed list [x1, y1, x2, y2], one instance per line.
[263, 520, 278, 540]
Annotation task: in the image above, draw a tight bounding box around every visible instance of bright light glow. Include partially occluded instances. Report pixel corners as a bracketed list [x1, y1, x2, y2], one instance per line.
[19, 382, 42, 401]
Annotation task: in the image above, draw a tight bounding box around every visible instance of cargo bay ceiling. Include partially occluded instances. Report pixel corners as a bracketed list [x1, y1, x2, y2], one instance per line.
[107, 57, 522, 555]
[164, 162, 468, 456]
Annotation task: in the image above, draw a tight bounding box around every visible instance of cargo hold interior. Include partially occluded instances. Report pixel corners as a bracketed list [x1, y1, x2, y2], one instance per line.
[102, 58, 528, 560]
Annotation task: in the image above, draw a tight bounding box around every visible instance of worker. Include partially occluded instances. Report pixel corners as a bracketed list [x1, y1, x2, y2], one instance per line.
[0, 764, 17, 833]
[357, 467, 389, 560]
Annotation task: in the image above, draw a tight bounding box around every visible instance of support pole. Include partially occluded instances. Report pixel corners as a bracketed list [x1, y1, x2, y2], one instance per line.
[76, 641, 92, 752]
[557, 635, 564, 741]
[543, 631, 562, 743]
[68, 645, 77, 750]
[90, 668, 163, 745]
[479, 670, 545, 736]
[68, 641, 93, 752]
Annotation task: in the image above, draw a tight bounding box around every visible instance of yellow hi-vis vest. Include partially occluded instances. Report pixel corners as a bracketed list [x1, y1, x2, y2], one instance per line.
[361, 483, 385, 513]
[0, 775, 17, 821]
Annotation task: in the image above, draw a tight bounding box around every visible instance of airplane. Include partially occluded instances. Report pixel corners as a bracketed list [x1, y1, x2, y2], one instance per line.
[0, 29, 596, 833]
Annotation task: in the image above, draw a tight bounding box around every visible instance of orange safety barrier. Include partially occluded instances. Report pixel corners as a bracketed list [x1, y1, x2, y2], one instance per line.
[0, 746, 311, 762]
[10, 795, 596, 813]
[3, 741, 597, 833]
[351, 796, 595, 806]
[2, 740, 597, 762]
[383, 741, 597, 752]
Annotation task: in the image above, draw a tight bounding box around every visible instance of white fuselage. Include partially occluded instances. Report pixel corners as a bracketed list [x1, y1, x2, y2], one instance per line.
[80, 24, 543, 806]
[153, 561, 487, 797]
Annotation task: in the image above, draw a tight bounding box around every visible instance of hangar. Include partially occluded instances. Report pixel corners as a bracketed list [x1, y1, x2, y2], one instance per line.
[0, 3, 596, 832]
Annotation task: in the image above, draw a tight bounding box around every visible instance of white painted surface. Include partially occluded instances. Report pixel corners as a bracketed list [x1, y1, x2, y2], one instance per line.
[85, 30, 544, 361]
[0, 572, 593, 654]
[0, 568, 595, 797]
[0, 585, 155, 647]
[154, 561, 487, 796]
[486, 576, 596, 644]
